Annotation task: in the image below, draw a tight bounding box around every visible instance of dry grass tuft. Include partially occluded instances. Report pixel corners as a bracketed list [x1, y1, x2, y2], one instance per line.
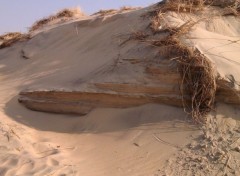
[55, 8, 82, 18]
[176, 47, 216, 122]
[148, 0, 240, 19]
[147, 3, 217, 122]
[92, 9, 118, 16]
[152, 19, 217, 122]
[145, 0, 240, 122]
[157, 35, 216, 122]
[92, 6, 141, 17]
[0, 32, 30, 49]
[119, 6, 141, 12]
[222, 7, 239, 16]
[123, 10, 217, 122]
[29, 7, 85, 32]
[149, 0, 206, 16]
[119, 31, 149, 46]
[205, 0, 239, 7]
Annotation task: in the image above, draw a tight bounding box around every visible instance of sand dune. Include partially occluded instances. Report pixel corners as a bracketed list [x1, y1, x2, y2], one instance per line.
[0, 1, 240, 176]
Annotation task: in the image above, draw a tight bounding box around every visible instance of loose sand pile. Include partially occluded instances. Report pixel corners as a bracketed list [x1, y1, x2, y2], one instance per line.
[0, 1, 240, 176]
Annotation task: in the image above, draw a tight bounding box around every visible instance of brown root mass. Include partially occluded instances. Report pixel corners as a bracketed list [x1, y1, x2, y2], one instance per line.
[149, 1, 218, 122]
[124, 1, 223, 122]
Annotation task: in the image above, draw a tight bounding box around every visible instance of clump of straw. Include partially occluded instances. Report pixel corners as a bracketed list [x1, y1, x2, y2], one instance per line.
[0, 32, 29, 49]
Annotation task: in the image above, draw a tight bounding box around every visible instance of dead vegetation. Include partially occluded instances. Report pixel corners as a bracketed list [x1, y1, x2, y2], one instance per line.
[29, 8, 85, 32]
[121, 1, 224, 122]
[92, 6, 141, 17]
[0, 32, 30, 49]
[123, 26, 216, 122]
[142, 0, 240, 121]
[150, 23, 216, 122]
[151, 0, 206, 15]
[222, 6, 239, 16]
[92, 9, 118, 16]
[0, 7, 84, 49]
[119, 6, 141, 12]
[149, 0, 240, 18]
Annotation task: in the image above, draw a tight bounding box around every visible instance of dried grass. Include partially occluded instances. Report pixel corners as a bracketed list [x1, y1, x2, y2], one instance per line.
[0, 32, 30, 49]
[154, 27, 216, 122]
[148, 4, 217, 122]
[92, 6, 141, 17]
[119, 6, 141, 12]
[149, 0, 206, 17]
[92, 9, 118, 16]
[205, 0, 239, 7]
[140, 0, 240, 122]
[29, 8, 85, 32]
[222, 7, 239, 16]
[149, 0, 240, 20]
[123, 13, 217, 122]
[119, 31, 149, 46]
[177, 48, 216, 122]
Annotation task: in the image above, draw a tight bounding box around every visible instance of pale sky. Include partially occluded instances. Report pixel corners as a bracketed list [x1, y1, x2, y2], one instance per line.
[0, 0, 160, 34]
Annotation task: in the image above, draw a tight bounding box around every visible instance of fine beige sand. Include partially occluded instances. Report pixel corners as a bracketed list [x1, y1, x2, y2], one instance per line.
[0, 2, 240, 176]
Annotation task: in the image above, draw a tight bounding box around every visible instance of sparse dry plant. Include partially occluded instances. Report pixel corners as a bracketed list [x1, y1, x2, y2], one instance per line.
[148, 0, 240, 22]
[92, 9, 118, 16]
[148, 2, 217, 122]
[119, 31, 149, 46]
[120, 0, 240, 121]
[122, 1, 219, 122]
[176, 48, 216, 122]
[119, 6, 141, 12]
[55, 8, 80, 18]
[0, 32, 30, 49]
[150, 0, 206, 16]
[92, 6, 141, 17]
[153, 27, 216, 122]
[222, 6, 239, 16]
[29, 8, 85, 32]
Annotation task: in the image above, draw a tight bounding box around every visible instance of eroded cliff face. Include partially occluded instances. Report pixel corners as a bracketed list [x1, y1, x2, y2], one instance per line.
[8, 2, 240, 116]
[18, 57, 185, 115]
[18, 61, 240, 115]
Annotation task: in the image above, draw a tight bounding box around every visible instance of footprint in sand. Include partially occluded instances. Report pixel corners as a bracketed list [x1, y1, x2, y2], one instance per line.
[2, 157, 19, 167]
[47, 158, 59, 166]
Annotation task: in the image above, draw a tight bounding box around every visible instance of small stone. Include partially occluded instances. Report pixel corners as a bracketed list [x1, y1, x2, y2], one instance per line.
[234, 146, 240, 152]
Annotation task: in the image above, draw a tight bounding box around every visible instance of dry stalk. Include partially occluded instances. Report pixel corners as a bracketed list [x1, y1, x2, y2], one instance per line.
[177, 49, 216, 122]
[93, 6, 141, 17]
[119, 31, 149, 46]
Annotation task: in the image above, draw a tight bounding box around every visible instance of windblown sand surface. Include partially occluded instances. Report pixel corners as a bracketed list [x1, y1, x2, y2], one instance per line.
[0, 2, 240, 176]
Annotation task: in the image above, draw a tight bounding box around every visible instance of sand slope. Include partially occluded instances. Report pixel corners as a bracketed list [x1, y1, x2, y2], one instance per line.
[0, 3, 240, 176]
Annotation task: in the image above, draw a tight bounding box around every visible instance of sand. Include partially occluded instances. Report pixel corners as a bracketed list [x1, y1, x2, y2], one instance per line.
[0, 2, 240, 176]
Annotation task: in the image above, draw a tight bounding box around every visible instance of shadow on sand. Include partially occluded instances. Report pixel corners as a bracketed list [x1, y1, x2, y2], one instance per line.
[4, 95, 199, 134]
